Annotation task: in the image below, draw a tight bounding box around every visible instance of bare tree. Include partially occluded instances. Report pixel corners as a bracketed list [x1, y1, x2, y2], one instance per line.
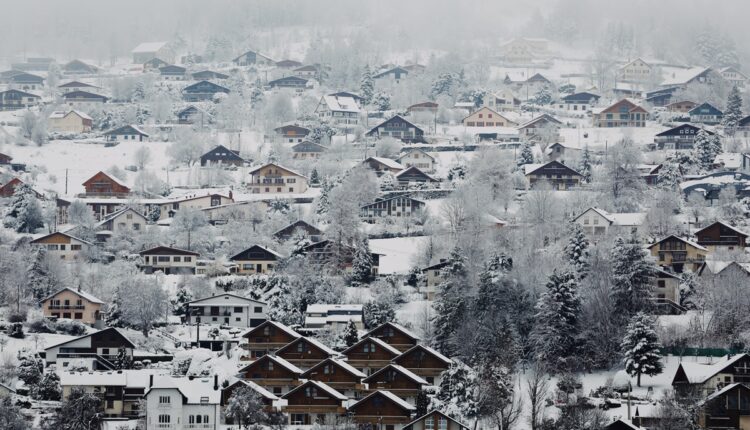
[119, 277, 168, 337]
[527, 364, 550, 430]
[133, 146, 152, 170]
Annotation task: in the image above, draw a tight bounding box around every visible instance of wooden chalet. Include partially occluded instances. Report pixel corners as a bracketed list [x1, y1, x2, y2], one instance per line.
[200, 145, 244, 167]
[366, 115, 426, 143]
[648, 235, 708, 273]
[282, 380, 348, 425]
[229, 245, 282, 275]
[673, 354, 750, 397]
[300, 358, 367, 398]
[241, 320, 301, 359]
[654, 124, 713, 150]
[233, 50, 275, 66]
[404, 410, 470, 430]
[190, 70, 228, 80]
[275, 336, 337, 370]
[0, 89, 40, 110]
[177, 105, 211, 125]
[364, 322, 419, 352]
[238, 354, 303, 395]
[360, 196, 425, 221]
[362, 364, 428, 402]
[138, 246, 199, 275]
[592, 99, 648, 127]
[30, 231, 93, 261]
[103, 124, 149, 142]
[363, 156, 405, 175]
[695, 221, 748, 252]
[62, 90, 108, 104]
[698, 383, 750, 430]
[689, 102, 723, 125]
[524, 161, 583, 190]
[348, 390, 416, 428]
[43, 327, 135, 370]
[159, 65, 186, 80]
[182, 80, 230, 102]
[292, 140, 327, 160]
[274, 124, 310, 143]
[143, 57, 169, 71]
[82, 171, 130, 197]
[273, 220, 323, 242]
[392, 344, 452, 386]
[268, 76, 308, 89]
[341, 336, 402, 375]
[395, 166, 438, 186]
[222, 379, 278, 414]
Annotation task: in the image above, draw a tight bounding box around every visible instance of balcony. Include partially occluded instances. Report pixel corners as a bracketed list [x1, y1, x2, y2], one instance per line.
[48, 305, 85, 310]
[76, 192, 131, 198]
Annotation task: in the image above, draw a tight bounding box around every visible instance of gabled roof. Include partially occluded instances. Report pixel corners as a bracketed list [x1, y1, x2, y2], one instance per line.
[41, 287, 104, 304]
[397, 148, 435, 162]
[292, 141, 327, 153]
[396, 343, 453, 367]
[103, 124, 148, 137]
[689, 102, 723, 116]
[233, 49, 275, 63]
[58, 80, 98, 89]
[242, 320, 301, 340]
[395, 166, 437, 182]
[648, 235, 708, 252]
[276, 59, 303, 68]
[695, 220, 749, 238]
[562, 91, 600, 102]
[572, 207, 645, 227]
[360, 195, 425, 210]
[0, 89, 40, 98]
[132, 41, 168, 53]
[247, 162, 305, 178]
[319, 95, 360, 113]
[274, 124, 310, 134]
[30, 231, 94, 246]
[523, 160, 582, 177]
[620, 57, 650, 70]
[182, 80, 230, 93]
[225, 379, 278, 401]
[363, 363, 428, 385]
[268, 76, 308, 85]
[201, 145, 243, 161]
[302, 358, 367, 379]
[63, 59, 98, 73]
[404, 410, 470, 430]
[672, 353, 750, 385]
[661, 67, 711, 86]
[139, 246, 200, 256]
[45, 327, 135, 351]
[238, 354, 303, 375]
[342, 336, 401, 357]
[277, 336, 338, 357]
[655, 123, 713, 137]
[159, 65, 186, 74]
[146, 375, 221, 404]
[373, 66, 409, 79]
[49, 110, 93, 121]
[365, 321, 420, 343]
[82, 171, 130, 189]
[517, 114, 562, 129]
[273, 220, 323, 239]
[61, 90, 108, 101]
[186, 293, 266, 306]
[350, 390, 415, 412]
[282, 379, 347, 401]
[366, 115, 423, 136]
[702, 382, 749, 404]
[526, 72, 551, 83]
[594, 98, 647, 115]
[294, 64, 318, 72]
[191, 70, 229, 79]
[229, 244, 284, 261]
[364, 157, 405, 170]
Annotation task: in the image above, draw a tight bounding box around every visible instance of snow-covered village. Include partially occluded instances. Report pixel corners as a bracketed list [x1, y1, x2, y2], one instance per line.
[1, 0, 750, 429]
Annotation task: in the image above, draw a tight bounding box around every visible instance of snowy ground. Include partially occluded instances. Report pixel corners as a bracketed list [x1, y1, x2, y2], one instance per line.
[370, 236, 430, 274]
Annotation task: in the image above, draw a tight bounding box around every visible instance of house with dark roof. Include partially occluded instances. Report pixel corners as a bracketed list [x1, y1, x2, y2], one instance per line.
[360, 196, 425, 222]
[366, 322, 419, 352]
[292, 141, 327, 159]
[396, 166, 438, 186]
[44, 327, 135, 370]
[241, 320, 301, 359]
[190, 70, 228, 80]
[233, 49, 275, 66]
[654, 124, 713, 150]
[273, 220, 323, 242]
[159, 65, 186, 80]
[559, 91, 600, 111]
[63, 59, 98, 75]
[276, 59, 303, 69]
[61, 90, 109, 107]
[0, 89, 40, 110]
[276, 337, 337, 370]
[274, 124, 310, 143]
[689, 102, 724, 124]
[680, 171, 750, 202]
[592, 99, 648, 127]
[300, 358, 367, 398]
[58, 80, 99, 93]
[348, 390, 416, 428]
[282, 380, 348, 425]
[200, 145, 244, 167]
[103, 124, 149, 142]
[139, 246, 199, 274]
[143, 57, 169, 71]
[294, 65, 319, 79]
[404, 410, 470, 430]
[268, 76, 308, 90]
[229, 245, 282, 275]
[248, 163, 308, 194]
[695, 221, 748, 252]
[367, 115, 425, 143]
[374, 66, 409, 84]
[524, 161, 583, 190]
[182, 80, 230, 102]
[407, 101, 438, 114]
[393, 344, 452, 386]
[238, 354, 303, 395]
[673, 353, 750, 396]
[648, 235, 708, 274]
[177, 105, 211, 125]
[363, 364, 427, 402]
[3, 71, 44, 90]
[342, 337, 401, 374]
[363, 157, 404, 175]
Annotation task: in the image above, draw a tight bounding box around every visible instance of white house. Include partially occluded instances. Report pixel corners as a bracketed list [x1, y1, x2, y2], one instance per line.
[572, 207, 646, 238]
[397, 148, 435, 173]
[145, 375, 221, 430]
[304, 304, 364, 332]
[185, 293, 267, 327]
[315, 95, 360, 128]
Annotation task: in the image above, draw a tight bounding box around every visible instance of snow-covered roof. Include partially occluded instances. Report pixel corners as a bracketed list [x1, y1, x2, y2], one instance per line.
[242, 320, 301, 340]
[402, 344, 453, 366]
[60, 369, 167, 387]
[696, 221, 749, 238]
[359, 390, 415, 411]
[702, 382, 746, 404]
[674, 354, 749, 384]
[284, 380, 347, 401]
[365, 364, 428, 385]
[148, 375, 221, 404]
[49, 110, 92, 120]
[306, 304, 363, 314]
[714, 153, 743, 170]
[266, 355, 303, 374]
[344, 336, 401, 356]
[41, 287, 104, 304]
[648, 235, 708, 252]
[608, 212, 646, 227]
[186, 293, 266, 306]
[365, 322, 419, 341]
[366, 157, 405, 170]
[325, 358, 367, 378]
[522, 163, 544, 175]
[132, 42, 167, 54]
[321, 95, 360, 113]
[281, 336, 337, 357]
[247, 163, 305, 178]
[230, 379, 278, 400]
[661, 67, 710, 86]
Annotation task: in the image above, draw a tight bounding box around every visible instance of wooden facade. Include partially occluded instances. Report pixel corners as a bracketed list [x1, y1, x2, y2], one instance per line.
[649, 235, 708, 274]
[300, 358, 367, 397]
[242, 321, 301, 359]
[393, 344, 452, 385]
[362, 364, 427, 401]
[365, 322, 419, 352]
[275, 337, 336, 370]
[282, 380, 347, 425]
[238, 355, 302, 395]
[348, 391, 415, 428]
[342, 337, 402, 375]
[695, 221, 748, 252]
[524, 161, 583, 190]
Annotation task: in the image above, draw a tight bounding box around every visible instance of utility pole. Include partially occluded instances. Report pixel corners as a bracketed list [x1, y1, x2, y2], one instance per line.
[65, 169, 68, 195]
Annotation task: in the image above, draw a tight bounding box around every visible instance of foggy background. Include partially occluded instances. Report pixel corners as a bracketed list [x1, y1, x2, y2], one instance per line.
[0, 0, 748, 67]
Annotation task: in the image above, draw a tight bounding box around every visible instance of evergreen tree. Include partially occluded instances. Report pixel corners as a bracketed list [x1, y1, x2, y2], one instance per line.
[310, 168, 320, 186]
[431, 360, 479, 423]
[432, 248, 469, 356]
[430, 73, 456, 100]
[532, 85, 552, 105]
[723, 86, 743, 132]
[564, 223, 590, 277]
[691, 129, 718, 173]
[610, 235, 655, 318]
[170, 287, 193, 316]
[31, 371, 61, 401]
[225, 385, 269, 429]
[360, 64, 375, 105]
[113, 346, 133, 370]
[26, 247, 57, 301]
[415, 390, 430, 417]
[316, 179, 332, 215]
[17, 351, 43, 387]
[709, 133, 723, 158]
[351, 237, 373, 284]
[531, 270, 581, 372]
[678, 272, 701, 310]
[3, 184, 44, 233]
[373, 92, 391, 111]
[579, 147, 593, 183]
[622, 313, 664, 387]
[657, 161, 683, 191]
[46, 387, 102, 430]
[342, 320, 359, 347]
[105, 287, 123, 327]
[517, 142, 534, 169]
[363, 300, 395, 329]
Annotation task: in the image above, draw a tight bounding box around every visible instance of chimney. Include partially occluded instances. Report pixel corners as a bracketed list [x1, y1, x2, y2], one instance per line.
[149, 374, 153, 388]
[228, 190, 233, 200]
[214, 375, 219, 390]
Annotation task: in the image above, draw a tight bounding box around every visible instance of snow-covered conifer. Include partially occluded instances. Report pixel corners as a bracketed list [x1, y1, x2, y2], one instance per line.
[531, 270, 581, 372]
[610, 234, 655, 318]
[564, 223, 590, 277]
[622, 312, 663, 386]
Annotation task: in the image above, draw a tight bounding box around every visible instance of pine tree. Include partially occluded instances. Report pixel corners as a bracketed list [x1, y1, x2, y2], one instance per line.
[517, 142, 534, 169]
[113, 346, 133, 370]
[360, 64, 375, 105]
[363, 300, 395, 329]
[657, 161, 683, 191]
[31, 371, 61, 401]
[170, 287, 193, 316]
[691, 129, 718, 173]
[532, 85, 552, 105]
[709, 133, 723, 158]
[531, 270, 581, 372]
[722, 86, 743, 132]
[622, 313, 664, 387]
[431, 360, 479, 423]
[579, 147, 593, 183]
[105, 288, 123, 327]
[432, 248, 469, 356]
[564, 223, 590, 277]
[17, 351, 43, 387]
[342, 319, 359, 347]
[26, 247, 56, 301]
[610, 235, 655, 318]
[316, 179, 332, 215]
[351, 237, 373, 284]
[415, 390, 430, 417]
[310, 168, 320, 186]
[3, 184, 44, 233]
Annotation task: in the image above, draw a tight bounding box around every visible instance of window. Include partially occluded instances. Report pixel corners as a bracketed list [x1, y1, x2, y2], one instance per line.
[106, 399, 114, 408]
[74, 313, 82, 319]
[439, 417, 448, 430]
[363, 343, 375, 353]
[173, 256, 181, 262]
[158, 415, 170, 424]
[254, 306, 263, 313]
[159, 396, 170, 404]
[184, 257, 192, 262]
[157, 256, 170, 262]
[268, 360, 274, 370]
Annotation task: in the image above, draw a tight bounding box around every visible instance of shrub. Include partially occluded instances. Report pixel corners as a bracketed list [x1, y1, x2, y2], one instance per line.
[9, 323, 24, 339]
[54, 320, 87, 336]
[27, 318, 55, 334]
[7, 312, 27, 323]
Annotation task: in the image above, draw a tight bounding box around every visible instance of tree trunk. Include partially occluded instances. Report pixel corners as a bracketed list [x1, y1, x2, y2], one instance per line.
[637, 372, 641, 387]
